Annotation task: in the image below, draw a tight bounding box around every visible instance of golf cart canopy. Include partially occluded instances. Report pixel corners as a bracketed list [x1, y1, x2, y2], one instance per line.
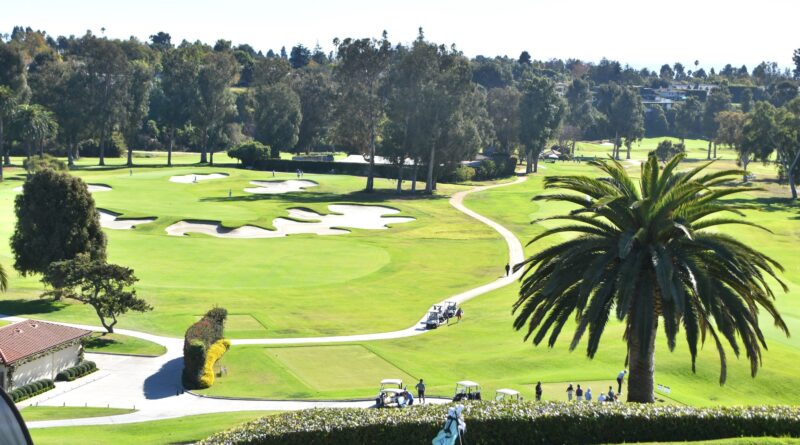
[456, 381, 480, 388]
[381, 379, 403, 386]
[495, 388, 520, 396]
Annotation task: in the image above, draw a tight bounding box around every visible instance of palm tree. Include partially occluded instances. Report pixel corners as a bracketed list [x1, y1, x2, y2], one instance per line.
[16, 104, 58, 161]
[513, 154, 788, 403]
[0, 262, 7, 292]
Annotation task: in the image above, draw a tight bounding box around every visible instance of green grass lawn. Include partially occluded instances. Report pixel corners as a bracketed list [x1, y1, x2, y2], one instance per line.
[198, 155, 800, 406]
[0, 164, 505, 337]
[633, 439, 800, 445]
[21, 406, 134, 422]
[27, 411, 276, 445]
[83, 332, 167, 356]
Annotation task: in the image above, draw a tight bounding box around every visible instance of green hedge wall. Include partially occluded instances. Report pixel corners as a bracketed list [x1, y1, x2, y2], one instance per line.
[55, 360, 97, 382]
[200, 401, 800, 445]
[8, 379, 55, 403]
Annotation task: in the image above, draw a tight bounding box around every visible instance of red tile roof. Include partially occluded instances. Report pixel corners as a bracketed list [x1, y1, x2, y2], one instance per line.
[0, 320, 91, 365]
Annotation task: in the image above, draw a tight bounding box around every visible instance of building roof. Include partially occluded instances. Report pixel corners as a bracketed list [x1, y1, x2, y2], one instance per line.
[0, 320, 91, 365]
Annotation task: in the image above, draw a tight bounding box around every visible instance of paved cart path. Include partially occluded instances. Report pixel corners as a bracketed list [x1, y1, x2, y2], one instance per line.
[2, 175, 528, 428]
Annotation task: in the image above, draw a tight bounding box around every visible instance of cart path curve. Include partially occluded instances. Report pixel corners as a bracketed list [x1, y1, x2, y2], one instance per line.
[3, 175, 528, 428]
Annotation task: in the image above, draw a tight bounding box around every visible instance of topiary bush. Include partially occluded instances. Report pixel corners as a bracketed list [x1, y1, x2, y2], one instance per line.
[183, 307, 228, 389]
[55, 361, 98, 382]
[200, 401, 800, 445]
[228, 141, 274, 168]
[9, 378, 57, 403]
[451, 166, 476, 183]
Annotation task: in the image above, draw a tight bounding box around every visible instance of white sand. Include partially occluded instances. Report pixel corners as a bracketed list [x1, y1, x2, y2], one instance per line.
[169, 173, 228, 183]
[13, 184, 111, 193]
[165, 204, 414, 239]
[98, 209, 155, 230]
[244, 179, 317, 194]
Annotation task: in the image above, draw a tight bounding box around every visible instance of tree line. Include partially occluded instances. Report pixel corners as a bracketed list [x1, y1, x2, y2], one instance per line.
[0, 26, 799, 196]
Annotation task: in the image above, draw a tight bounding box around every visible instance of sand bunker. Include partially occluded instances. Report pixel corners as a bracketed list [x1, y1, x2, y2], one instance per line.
[165, 204, 415, 239]
[98, 209, 156, 230]
[169, 173, 229, 183]
[244, 179, 317, 194]
[13, 183, 111, 193]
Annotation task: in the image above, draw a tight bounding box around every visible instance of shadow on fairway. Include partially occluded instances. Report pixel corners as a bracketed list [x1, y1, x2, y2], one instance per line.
[0, 298, 67, 316]
[199, 188, 450, 205]
[724, 196, 800, 218]
[144, 357, 184, 400]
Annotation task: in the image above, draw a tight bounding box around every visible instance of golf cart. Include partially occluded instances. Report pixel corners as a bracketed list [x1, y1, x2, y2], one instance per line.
[425, 310, 446, 329]
[495, 388, 523, 401]
[375, 387, 404, 408]
[453, 380, 482, 401]
[380, 378, 403, 391]
[443, 301, 458, 319]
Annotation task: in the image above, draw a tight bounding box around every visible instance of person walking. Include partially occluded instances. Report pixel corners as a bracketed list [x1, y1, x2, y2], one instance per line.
[535, 382, 542, 401]
[504, 263, 510, 276]
[566, 383, 574, 401]
[416, 379, 426, 404]
[455, 307, 463, 323]
[617, 369, 627, 394]
[585, 387, 592, 401]
[575, 384, 584, 401]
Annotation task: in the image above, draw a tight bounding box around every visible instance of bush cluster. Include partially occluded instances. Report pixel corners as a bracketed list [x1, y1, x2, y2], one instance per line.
[183, 307, 228, 389]
[55, 360, 98, 382]
[8, 379, 55, 403]
[473, 157, 517, 180]
[200, 401, 800, 445]
[22, 154, 68, 173]
[228, 141, 276, 167]
[198, 339, 232, 388]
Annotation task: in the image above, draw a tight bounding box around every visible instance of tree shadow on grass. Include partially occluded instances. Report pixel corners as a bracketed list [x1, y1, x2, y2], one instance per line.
[723, 197, 800, 219]
[143, 357, 184, 400]
[0, 298, 67, 317]
[199, 188, 449, 205]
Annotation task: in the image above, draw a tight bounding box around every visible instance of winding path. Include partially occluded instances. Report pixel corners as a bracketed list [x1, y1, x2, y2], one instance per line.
[5, 176, 528, 429]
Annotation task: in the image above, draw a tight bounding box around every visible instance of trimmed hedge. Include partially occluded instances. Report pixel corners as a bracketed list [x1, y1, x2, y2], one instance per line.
[55, 360, 97, 382]
[183, 307, 228, 389]
[8, 379, 55, 403]
[200, 401, 800, 445]
[198, 339, 232, 388]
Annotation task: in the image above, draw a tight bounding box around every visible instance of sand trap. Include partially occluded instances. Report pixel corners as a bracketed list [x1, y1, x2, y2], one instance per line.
[169, 173, 229, 183]
[244, 179, 317, 194]
[600, 142, 614, 147]
[98, 209, 155, 230]
[13, 183, 111, 192]
[165, 204, 415, 239]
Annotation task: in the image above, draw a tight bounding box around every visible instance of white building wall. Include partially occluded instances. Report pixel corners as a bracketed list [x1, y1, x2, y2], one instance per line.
[0, 364, 7, 390]
[10, 343, 81, 389]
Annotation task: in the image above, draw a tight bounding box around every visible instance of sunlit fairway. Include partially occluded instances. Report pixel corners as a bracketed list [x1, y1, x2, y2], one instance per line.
[0, 161, 505, 337]
[21, 406, 135, 422]
[198, 150, 800, 407]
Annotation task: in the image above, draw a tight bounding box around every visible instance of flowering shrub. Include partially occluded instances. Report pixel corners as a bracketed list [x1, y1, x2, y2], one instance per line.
[198, 339, 231, 388]
[200, 401, 800, 445]
[182, 307, 227, 388]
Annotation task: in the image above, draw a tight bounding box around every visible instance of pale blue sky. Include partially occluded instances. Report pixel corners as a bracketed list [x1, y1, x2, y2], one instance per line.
[2, 0, 797, 71]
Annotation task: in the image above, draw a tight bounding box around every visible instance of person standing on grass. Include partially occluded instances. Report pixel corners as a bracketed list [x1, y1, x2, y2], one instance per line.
[575, 384, 584, 401]
[617, 369, 627, 394]
[456, 307, 463, 323]
[416, 379, 426, 404]
[505, 263, 510, 276]
[535, 382, 542, 401]
[566, 383, 574, 401]
[585, 387, 592, 401]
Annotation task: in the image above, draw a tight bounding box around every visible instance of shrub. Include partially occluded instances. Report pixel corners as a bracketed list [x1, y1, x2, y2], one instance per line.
[9, 379, 56, 402]
[197, 339, 232, 389]
[183, 307, 228, 389]
[56, 361, 98, 382]
[475, 159, 497, 179]
[23, 154, 67, 173]
[451, 166, 476, 183]
[228, 141, 273, 168]
[200, 401, 800, 445]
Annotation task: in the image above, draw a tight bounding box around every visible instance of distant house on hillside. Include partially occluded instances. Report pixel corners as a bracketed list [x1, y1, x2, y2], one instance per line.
[0, 320, 91, 390]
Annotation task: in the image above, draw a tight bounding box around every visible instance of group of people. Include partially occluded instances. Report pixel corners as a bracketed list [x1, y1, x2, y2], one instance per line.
[534, 370, 628, 403]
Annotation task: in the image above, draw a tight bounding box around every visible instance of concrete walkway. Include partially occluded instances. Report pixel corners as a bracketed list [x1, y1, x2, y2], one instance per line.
[5, 176, 528, 428]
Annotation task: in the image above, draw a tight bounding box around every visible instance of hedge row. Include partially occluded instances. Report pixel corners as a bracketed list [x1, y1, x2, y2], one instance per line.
[200, 401, 800, 445]
[183, 307, 228, 389]
[55, 361, 97, 382]
[198, 339, 232, 388]
[8, 379, 55, 403]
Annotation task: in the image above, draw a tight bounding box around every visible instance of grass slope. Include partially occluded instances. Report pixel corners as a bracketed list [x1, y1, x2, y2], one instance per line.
[21, 406, 134, 422]
[83, 332, 167, 356]
[28, 411, 276, 445]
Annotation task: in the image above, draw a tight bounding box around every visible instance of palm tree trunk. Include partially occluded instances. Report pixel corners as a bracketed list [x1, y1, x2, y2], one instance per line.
[168, 128, 174, 167]
[411, 158, 418, 192]
[99, 126, 106, 166]
[707, 140, 712, 160]
[627, 321, 658, 403]
[425, 144, 436, 194]
[127, 146, 133, 167]
[525, 147, 533, 174]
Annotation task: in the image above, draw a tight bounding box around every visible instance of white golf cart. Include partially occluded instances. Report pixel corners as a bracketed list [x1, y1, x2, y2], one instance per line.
[425, 310, 446, 329]
[453, 380, 482, 402]
[495, 388, 523, 401]
[380, 378, 403, 390]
